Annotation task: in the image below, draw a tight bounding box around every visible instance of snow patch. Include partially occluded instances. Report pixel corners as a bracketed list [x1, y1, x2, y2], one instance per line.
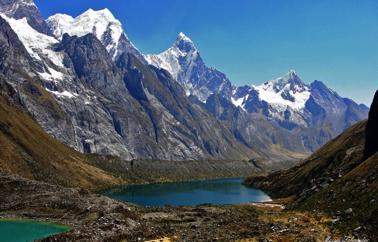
[1, 14, 65, 68]
[46, 89, 77, 99]
[145, 47, 183, 80]
[231, 95, 249, 110]
[38, 67, 64, 82]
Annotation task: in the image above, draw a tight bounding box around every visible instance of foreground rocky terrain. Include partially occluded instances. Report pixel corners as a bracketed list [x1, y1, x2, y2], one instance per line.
[0, 172, 348, 242]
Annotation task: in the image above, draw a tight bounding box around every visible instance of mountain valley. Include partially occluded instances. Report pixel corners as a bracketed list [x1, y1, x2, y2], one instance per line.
[0, 0, 376, 241]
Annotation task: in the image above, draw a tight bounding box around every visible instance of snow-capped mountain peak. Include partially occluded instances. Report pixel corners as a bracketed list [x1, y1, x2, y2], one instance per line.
[177, 32, 192, 41]
[282, 69, 302, 85]
[145, 32, 199, 80]
[175, 32, 196, 52]
[47, 8, 143, 60]
[2, 0, 36, 8]
[145, 32, 233, 102]
[47, 8, 123, 41]
[267, 69, 306, 90]
[83, 8, 114, 18]
[253, 70, 310, 111]
[287, 69, 297, 76]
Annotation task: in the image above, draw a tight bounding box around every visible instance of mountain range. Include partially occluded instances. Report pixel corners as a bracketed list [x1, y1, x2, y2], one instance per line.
[0, 0, 369, 167]
[146, 32, 369, 154]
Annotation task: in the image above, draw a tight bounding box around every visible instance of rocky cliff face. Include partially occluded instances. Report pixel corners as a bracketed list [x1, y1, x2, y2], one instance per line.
[364, 90, 378, 160]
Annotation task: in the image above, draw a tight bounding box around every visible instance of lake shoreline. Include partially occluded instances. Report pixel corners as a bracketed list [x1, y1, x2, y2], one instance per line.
[0, 171, 338, 241]
[98, 176, 248, 192]
[0, 218, 70, 230]
[0, 219, 70, 242]
[101, 178, 271, 206]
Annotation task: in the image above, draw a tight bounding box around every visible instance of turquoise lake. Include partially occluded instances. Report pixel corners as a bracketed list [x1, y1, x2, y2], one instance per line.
[102, 178, 271, 206]
[0, 220, 69, 242]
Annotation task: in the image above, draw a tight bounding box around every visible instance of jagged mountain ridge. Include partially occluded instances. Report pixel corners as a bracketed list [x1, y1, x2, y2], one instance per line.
[239, 74, 368, 151]
[0, 0, 312, 163]
[147, 35, 368, 152]
[233, 71, 368, 138]
[0, 7, 258, 162]
[145, 33, 233, 103]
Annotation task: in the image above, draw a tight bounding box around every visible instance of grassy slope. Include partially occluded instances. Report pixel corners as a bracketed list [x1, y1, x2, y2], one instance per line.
[296, 153, 378, 237]
[245, 121, 378, 238]
[0, 95, 122, 190]
[245, 121, 367, 197]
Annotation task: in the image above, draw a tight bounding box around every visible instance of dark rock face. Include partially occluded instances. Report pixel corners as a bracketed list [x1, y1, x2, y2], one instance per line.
[116, 53, 252, 160]
[115, 34, 147, 64]
[0, 0, 51, 35]
[309, 80, 369, 136]
[59, 33, 125, 90]
[0, 16, 40, 79]
[364, 90, 378, 160]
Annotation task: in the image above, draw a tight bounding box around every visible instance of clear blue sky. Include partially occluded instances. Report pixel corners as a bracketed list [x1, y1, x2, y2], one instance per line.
[35, 0, 378, 105]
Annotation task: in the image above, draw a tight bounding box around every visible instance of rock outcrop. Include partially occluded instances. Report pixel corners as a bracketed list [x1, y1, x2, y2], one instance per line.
[364, 90, 378, 160]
